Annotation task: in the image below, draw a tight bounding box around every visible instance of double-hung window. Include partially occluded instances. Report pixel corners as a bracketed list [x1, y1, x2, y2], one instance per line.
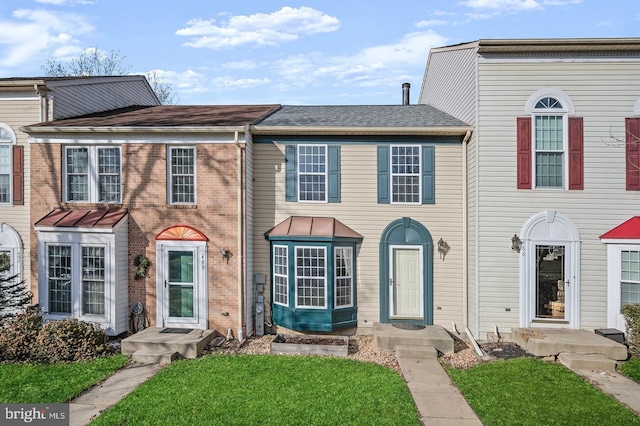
[334, 247, 353, 308]
[621, 250, 640, 307]
[0, 141, 10, 204]
[65, 146, 121, 203]
[273, 245, 288, 306]
[377, 144, 435, 204]
[534, 98, 565, 188]
[296, 247, 326, 308]
[169, 147, 196, 204]
[0, 123, 21, 205]
[391, 145, 421, 203]
[298, 145, 326, 201]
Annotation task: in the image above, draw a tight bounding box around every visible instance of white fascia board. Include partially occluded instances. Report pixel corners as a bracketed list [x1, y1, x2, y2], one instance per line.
[250, 125, 474, 136]
[600, 238, 640, 245]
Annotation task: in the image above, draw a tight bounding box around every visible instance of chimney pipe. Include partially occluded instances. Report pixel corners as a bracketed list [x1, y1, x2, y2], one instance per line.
[402, 82, 410, 105]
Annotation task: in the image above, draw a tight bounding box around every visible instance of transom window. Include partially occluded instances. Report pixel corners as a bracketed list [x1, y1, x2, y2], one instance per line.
[273, 245, 288, 306]
[65, 146, 121, 203]
[0, 125, 15, 204]
[298, 145, 326, 202]
[621, 250, 640, 306]
[391, 145, 421, 203]
[169, 147, 196, 204]
[533, 97, 566, 188]
[296, 247, 326, 308]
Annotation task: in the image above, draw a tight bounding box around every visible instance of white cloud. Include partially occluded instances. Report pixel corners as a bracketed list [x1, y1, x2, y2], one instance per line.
[210, 77, 271, 89]
[35, 0, 95, 5]
[0, 9, 93, 67]
[176, 6, 340, 49]
[460, 0, 582, 11]
[141, 69, 209, 94]
[223, 60, 258, 70]
[415, 20, 448, 28]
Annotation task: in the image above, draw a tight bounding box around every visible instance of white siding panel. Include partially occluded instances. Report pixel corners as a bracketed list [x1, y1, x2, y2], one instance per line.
[114, 217, 129, 335]
[475, 60, 640, 337]
[252, 142, 465, 333]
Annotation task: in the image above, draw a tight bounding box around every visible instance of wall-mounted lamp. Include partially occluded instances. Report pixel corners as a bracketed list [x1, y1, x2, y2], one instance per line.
[221, 248, 231, 263]
[437, 238, 450, 261]
[511, 234, 522, 253]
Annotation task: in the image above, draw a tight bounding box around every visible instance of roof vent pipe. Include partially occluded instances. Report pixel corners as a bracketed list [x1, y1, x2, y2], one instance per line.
[402, 82, 410, 105]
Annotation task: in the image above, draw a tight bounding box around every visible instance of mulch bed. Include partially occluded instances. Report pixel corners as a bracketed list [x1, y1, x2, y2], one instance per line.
[481, 342, 533, 359]
[272, 335, 347, 346]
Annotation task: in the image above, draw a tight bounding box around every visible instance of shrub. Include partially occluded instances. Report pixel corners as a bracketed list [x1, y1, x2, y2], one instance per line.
[36, 318, 115, 363]
[622, 304, 640, 356]
[0, 308, 43, 361]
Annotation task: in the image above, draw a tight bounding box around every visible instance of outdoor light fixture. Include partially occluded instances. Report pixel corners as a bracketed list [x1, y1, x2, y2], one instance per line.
[511, 234, 522, 253]
[437, 238, 450, 261]
[221, 248, 231, 263]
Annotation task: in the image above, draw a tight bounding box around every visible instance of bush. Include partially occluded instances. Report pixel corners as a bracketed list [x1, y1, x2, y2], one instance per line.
[36, 318, 115, 363]
[622, 304, 640, 356]
[0, 308, 43, 361]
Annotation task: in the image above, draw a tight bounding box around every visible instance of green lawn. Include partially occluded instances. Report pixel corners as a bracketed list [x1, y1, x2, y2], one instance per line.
[0, 354, 128, 403]
[92, 354, 420, 426]
[620, 357, 640, 383]
[447, 357, 640, 426]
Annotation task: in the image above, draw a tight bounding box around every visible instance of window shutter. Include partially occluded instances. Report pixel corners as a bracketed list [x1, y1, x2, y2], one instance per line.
[568, 117, 584, 190]
[517, 117, 532, 189]
[626, 118, 640, 191]
[285, 145, 297, 201]
[377, 145, 390, 204]
[12, 145, 23, 205]
[422, 146, 435, 204]
[327, 145, 341, 203]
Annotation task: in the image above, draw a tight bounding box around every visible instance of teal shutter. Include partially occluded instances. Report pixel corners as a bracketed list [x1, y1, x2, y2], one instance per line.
[377, 145, 390, 204]
[328, 145, 341, 203]
[285, 145, 297, 201]
[422, 146, 435, 204]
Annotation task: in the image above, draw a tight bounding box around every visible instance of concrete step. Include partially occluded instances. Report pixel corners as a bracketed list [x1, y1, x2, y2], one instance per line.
[121, 327, 217, 359]
[512, 328, 628, 360]
[373, 323, 454, 354]
[396, 345, 438, 359]
[132, 349, 181, 364]
[558, 353, 618, 371]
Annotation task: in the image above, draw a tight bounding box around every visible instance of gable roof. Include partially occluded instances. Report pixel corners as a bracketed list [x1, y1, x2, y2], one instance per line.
[252, 105, 472, 136]
[600, 217, 640, 240]
[21, 104, 280, 134]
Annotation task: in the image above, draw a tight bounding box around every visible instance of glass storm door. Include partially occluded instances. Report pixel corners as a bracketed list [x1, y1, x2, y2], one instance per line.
[535, 244, 567, 320]
[391, 247, 422, 318]
[166, 249, 196, 322]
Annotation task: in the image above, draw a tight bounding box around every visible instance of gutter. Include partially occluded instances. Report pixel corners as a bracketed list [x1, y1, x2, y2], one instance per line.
[19, 126, 248, 134]
[250, 125, 474, 137]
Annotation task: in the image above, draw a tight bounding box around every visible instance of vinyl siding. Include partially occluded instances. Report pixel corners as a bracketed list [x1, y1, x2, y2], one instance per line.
[466, 133, 478, 335]
[419, 47, 477, 125]
[114, 217, 129, 334]
[0, 96, 38, 293]
[475, 59, 640, 337]
[252, 142, 465, 333]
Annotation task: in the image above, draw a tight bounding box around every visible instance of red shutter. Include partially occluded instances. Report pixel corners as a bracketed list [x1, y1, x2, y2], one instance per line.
[12, 145, 23, 205]
[568, 117, 584, 190]
[517, 117, 532, 189]
[626, 117, 640, 191]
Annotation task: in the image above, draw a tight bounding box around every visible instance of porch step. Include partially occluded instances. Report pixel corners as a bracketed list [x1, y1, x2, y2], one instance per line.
[122, 327, 217, 359]
[558, 353, 618, 371]
[395, 345, 438, 359]
[132, 348, 181, 364]
[373, 323, 454, 354]
[512, 328, 628, 360]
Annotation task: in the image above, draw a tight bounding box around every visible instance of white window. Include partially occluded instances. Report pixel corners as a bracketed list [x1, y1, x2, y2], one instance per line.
[169, 147, 196, 204]
[533, 97, 566, 188]
[65, 146, 121, 203]
[0, 124, 16, 204]
[46, 243, 107, 317]
[295, 247, 326, 308]
[391, 145, 421, 203]
[273, 245, 288, 306]
[621, 250, 640, 307]
[298, 145, 326, 202]
[334, 247, 353, 308]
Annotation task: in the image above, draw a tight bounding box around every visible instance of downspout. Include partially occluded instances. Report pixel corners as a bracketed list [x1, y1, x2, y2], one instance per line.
[235, 131, 245, 342]
[462, 130, 472, 328]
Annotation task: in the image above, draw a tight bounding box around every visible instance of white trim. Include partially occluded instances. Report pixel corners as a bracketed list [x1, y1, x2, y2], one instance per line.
[389, 245, 424, 319]
[167, 146, 197, 205]
[531, 113, 569, 190]
[272, 245, 288, 307]
[297, 144, 328, 203]
[389, 144, 422, 205]
[63, 145, 122, 203]
[525, 88, 575, 115]
[519, 211, 581, 329]
[294, 246, 327, 309]
[155, 240, 208, 329]
[603, 243, 640, 331]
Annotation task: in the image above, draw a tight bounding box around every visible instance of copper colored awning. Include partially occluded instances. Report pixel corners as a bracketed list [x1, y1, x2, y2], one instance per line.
[35, 208, 128, 229]
[265, 216, 362, 240]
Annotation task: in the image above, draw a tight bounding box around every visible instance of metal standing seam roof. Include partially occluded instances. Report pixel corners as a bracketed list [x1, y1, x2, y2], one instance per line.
[35, 208, 128, 228]
[21, 104, 280, 131]
[600, 216, 640, 240]
[265, 216, 363, 240]
[252, 104, 469, 128]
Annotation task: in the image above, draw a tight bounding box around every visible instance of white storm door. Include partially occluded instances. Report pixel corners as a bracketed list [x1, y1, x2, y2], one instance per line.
[390, 246, 423, 318]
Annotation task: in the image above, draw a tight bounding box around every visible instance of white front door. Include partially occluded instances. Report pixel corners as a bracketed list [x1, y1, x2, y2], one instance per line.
[390, 246, 423, 318]
[156, 242, 207, 329]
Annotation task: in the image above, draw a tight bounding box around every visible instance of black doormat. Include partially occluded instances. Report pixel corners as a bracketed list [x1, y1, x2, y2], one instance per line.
[392, 323, 425, 331]
[160, 328, 193, 334]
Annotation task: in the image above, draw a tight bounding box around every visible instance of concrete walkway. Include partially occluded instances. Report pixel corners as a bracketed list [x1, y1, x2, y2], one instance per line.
[69, 362, 160, 426]
[569, 367, 640, 416]
[397, 348, 483, 425]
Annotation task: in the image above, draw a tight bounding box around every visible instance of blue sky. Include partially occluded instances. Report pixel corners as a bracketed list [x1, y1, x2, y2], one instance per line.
[0, 0, 638, 105]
